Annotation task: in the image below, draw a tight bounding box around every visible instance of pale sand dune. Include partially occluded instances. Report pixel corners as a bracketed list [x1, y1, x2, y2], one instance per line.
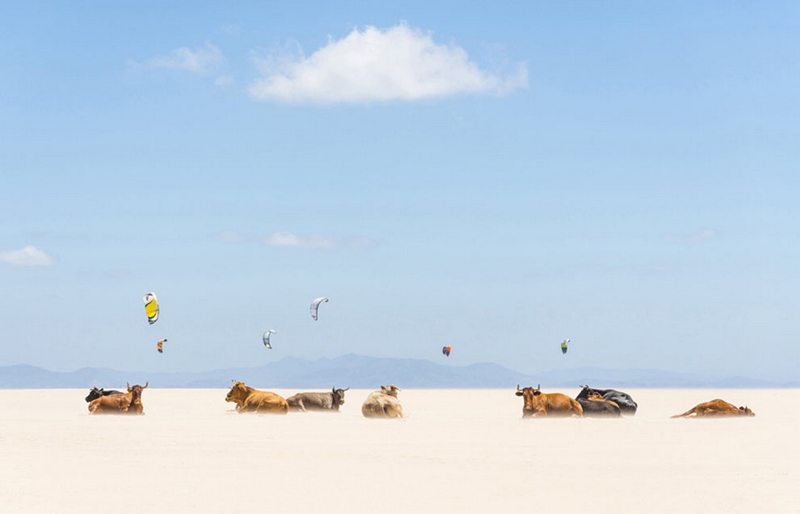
[0, 388, 797, 513]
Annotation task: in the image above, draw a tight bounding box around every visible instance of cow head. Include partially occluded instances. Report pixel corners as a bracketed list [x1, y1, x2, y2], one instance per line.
[332, 387, 349, 407]
[575, 385, 593, 400]
[226, 381, 248, 405]
[381, 385, 400, 397]
[515, 384, 541, 396]
[739, 406, 755, 417]
[126, 383, 148, 409]
[516, 385, 543, 416]
[85, 387, 103, 403]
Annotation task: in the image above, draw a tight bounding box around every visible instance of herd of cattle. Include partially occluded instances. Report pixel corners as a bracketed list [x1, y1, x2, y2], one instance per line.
[85, 382, 755, 418]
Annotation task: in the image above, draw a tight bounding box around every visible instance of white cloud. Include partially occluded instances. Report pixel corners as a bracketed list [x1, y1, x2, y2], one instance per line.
[142, 41, 224, 74]
[214, 75, 234, 87]
[248, 23, 527, 104]
[218, 24, 241, 37]
[217, 230, 245, 243]
[665, 229, 717, 244]
[263, 231, 383, 249]
[217, 230, 382, 249]
[0, 246, 57, 267]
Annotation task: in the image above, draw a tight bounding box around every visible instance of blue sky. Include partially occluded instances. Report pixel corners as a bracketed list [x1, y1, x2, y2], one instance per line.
[1, 1, 798, 381]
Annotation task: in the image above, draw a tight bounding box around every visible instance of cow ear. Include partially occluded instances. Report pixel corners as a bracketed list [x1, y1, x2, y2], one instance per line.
[515, 391, 524, 396]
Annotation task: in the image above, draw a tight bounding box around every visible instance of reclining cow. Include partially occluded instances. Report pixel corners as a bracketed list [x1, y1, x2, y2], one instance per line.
[516, 385, 583, 417]
[88, 383, 147, 415]
[287, 387, 349, 412]
[671, 399, 755, 418]
[361, 385, 403, 418]
[225, 380, 289, 414]
[85, 387, 125, 403]
[576, 385, 638, 415]
[576, 391, 621, 417]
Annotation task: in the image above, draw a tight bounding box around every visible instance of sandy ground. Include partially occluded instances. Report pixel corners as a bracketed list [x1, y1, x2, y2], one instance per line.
[0, 387, 797, 513]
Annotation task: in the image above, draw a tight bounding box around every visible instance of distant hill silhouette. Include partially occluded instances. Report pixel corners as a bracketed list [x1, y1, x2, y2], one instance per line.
[0, 354, 792, 389]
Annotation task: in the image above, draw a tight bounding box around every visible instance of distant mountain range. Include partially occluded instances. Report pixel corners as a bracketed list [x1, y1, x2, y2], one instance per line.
[1, 354, 795, 389]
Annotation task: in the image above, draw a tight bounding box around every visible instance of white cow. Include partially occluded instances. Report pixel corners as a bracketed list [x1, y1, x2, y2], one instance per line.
[361, 385, 403, 418]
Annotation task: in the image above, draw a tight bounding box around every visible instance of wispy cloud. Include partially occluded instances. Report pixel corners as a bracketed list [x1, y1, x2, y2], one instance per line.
[665, 229, 717, 244]
[0, 246, 57, 267]
[218, 24, 241, 37]
[248, 23, 527, 104]
[214, 75, 234, 87]
[217, 230, 383, 249]
[264, 231, 383, 249]
[217, 230, 245, 243]
[139, 41, 224, 74]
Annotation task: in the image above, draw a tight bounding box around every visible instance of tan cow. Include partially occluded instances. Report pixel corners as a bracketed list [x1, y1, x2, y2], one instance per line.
[225, 381, 289, 414]
[516, 385, 583, 417]
[671, 399, 755, 418]
[88, 382, 147, 415]
[361, 385, 403, 418]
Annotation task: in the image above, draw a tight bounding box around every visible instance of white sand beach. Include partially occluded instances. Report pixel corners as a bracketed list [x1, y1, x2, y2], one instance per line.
[0, 388, 797, 513]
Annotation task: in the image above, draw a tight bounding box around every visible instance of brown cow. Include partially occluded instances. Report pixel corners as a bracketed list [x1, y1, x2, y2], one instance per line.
[671, 399, 755, 418]
[516, 384, 583, 418]
[225, 381, 289, 414]
[88, 382, 148, 415]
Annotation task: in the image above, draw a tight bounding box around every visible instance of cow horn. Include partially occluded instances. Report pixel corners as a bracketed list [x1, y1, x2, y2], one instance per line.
[126, 382, 130, 389]
[537, 384, 540, 390]
[143, 382, 149, 389]
[344, 387, 349, 391]
[516, 384, 521, 391]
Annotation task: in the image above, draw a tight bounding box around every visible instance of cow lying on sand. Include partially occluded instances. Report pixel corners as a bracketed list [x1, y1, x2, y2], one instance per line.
[576, 391, 621, 417]
[225, 381, 289, 414]
[516, 385, 583, 417]
[85, 387, 124, 403]
[671, 399, 755, 418]
[576, 385, 638, 415]
[287, 388, 349, 412]
[361, 385, 403, 418]
[88, 383, 147, 414]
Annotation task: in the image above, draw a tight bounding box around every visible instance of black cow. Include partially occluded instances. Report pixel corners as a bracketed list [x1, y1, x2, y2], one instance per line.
[85, 387, 125, 403]
[576, 385, 638, 415]
[286, 387, 349, 412]
[576, 391, 622, 417]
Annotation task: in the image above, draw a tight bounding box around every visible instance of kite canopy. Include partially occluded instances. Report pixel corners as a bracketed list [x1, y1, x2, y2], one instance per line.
[310, 297, 328, 321]
[561, 339, 570, 355]
[263, 329, 277, 349]
[442, 345, 452, 357]
[143, 293, 159, 325]
[157, 338, 167, 353]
